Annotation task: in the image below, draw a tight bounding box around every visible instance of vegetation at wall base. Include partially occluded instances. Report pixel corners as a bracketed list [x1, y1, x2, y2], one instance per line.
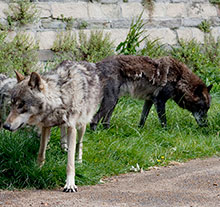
[0, 32, 39, 76]
[51, 30, 115, 67]
[116, 12, 147, 55]
[5, 0, 39, 29]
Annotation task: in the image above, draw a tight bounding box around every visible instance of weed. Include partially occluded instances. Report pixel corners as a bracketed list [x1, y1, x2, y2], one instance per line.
[78, 21, 88, 30]
[57, 14, 75, 30]
[0, 32, 39, 76]
[77, 30, 115, 62]
[139, 37, 168, 58]
[198, 20, 211, 33]
[5, 0, 39, 29]
[116, 12, 147, 55]
[51, 30, 114, 64]
[210, 0, 220, 4]
[170, 36, 220, 86]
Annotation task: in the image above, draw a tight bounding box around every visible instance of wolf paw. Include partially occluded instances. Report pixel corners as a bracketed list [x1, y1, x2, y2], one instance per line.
[63, 184, 78, 193]
[37, 157, 45, 168]
[90, 123, 97, 131]
[61, 142, 68, 152]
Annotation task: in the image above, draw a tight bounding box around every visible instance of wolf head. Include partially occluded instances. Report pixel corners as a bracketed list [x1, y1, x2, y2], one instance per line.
[3, 71, 45, 131]
[180, 84, 212, 127]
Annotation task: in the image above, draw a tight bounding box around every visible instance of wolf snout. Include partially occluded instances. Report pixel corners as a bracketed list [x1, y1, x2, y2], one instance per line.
[3, 123, 12, 131]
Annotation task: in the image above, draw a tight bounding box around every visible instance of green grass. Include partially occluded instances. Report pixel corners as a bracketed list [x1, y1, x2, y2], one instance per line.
[0, 93, 220, 190]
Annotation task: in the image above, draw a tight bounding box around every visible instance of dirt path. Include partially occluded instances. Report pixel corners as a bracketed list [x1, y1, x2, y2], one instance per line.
[1, 157, 220, 207]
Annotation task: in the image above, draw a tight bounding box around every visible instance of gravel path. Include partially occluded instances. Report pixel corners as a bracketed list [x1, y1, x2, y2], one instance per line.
[1, 157, 220, 207]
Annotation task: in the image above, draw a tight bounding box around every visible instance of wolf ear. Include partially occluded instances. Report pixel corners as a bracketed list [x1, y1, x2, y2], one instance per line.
[207, 84, 213, 93]
[28, 72, 44, 91]
[15, 71, 25, 83]
[194, 85, 204, 96]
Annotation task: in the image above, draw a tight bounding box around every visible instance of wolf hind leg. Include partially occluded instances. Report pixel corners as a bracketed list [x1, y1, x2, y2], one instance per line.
[138, 100, 153, 128]
[37, 127, 51, 167]
[154, 99, 167, 128]
[90, 84, 120, 130]
[63, 126, 77, 193]
[76, 124, 86, 163]
[101, 99, 118, 129]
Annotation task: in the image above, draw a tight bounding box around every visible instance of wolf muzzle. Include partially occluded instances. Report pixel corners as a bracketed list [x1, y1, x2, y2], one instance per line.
[3, 123, 12, 131]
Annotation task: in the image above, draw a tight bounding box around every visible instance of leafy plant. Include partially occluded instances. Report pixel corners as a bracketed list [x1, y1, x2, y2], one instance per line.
[209, 0, 220, 4]
[77, 30, 114, 62]
[5, 0, 39, 28]
[0, 32, 39, 76]
[57, 14, 75, 30]
[139, 37, 167, 58]
[170, 36, 220, 86]
[116, 12, 147, 55]
[198, 20, 211, 33]
[51, 30, 115, 64]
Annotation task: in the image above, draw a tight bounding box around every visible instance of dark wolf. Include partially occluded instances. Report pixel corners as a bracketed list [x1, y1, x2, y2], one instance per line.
[3, 60, 102, 192]
[91, 55, 212, 130]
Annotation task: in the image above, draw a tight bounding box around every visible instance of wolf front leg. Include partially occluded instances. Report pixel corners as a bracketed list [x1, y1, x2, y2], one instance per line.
[37, 127, 51, 167]
[60, 125, 68, 152]
[76, 124, 86, 163]
[63, 126, 77, 193]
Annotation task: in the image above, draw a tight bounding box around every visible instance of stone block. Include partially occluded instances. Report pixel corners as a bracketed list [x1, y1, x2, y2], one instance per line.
[188, 3, 218, 18]
[41, 19, 66, 29]
[176, 27, 204, 43]
[146, 28, 177, 45]
[38, 50, 55, 61]
[51, 2, 88, 19]
[152, 3, 167, 18]
[121, 3, 148, 19]
[211, 27, 220, 41]
[100, 4, 121, 19]
[182, 18, 203, 27]
[146, 18, 181, 29]
[37, 3, 52, 18]
[165, 3, 187, 18]
[37, 31, 57, 50]
[79, 19, 111, 29]
[111, 19, 132, 29]
[0, 2, 8, 18]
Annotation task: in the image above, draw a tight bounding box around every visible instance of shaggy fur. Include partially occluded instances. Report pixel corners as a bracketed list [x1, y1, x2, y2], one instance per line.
[3, 60, 102, 192]
[90, 55, 212, 130]
[0, 75, 17, 127]
[0, 74, 69, 151]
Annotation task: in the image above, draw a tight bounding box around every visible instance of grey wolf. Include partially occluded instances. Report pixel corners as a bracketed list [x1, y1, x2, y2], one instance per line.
[0, 74, 17, 127]
[3, 60, 102, 192]
[90, 55, 212, 130]
[0, 74, 68, 151]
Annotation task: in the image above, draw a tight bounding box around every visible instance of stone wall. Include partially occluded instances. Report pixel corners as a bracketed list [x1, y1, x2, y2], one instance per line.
[0, 0, 219, 60]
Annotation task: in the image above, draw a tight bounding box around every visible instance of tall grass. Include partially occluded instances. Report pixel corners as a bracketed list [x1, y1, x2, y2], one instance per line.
[1, 93, 219, 190]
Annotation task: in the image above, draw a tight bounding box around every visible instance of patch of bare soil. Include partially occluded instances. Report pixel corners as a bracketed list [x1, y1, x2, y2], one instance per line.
[1, 157, 220, 207]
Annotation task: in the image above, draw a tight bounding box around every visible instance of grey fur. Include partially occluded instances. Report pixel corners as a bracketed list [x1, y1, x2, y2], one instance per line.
[0, 75, 17, 126]
[4, 60, 102, 192]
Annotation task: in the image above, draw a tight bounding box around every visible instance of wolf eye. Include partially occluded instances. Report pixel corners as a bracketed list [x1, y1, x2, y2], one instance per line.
[18, 101, 25, 109]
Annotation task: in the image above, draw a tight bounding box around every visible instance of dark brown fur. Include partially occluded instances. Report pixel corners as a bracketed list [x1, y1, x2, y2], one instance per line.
[90, 55, 212, 130]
